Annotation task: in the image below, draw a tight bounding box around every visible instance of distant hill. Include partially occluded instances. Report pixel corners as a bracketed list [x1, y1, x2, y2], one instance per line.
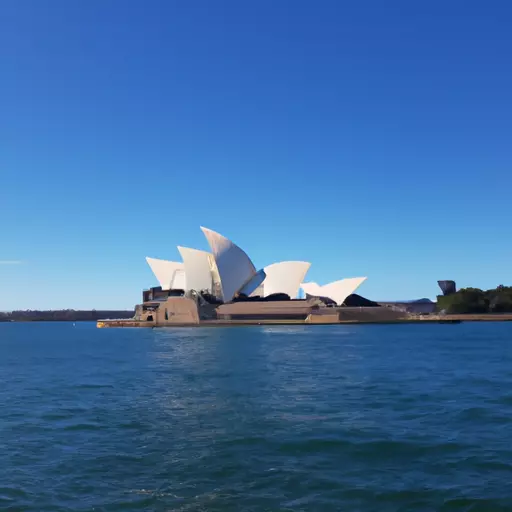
[0, 310, 134, 322]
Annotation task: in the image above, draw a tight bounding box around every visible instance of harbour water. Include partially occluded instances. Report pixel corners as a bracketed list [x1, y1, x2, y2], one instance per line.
[1, 322, 511, 511]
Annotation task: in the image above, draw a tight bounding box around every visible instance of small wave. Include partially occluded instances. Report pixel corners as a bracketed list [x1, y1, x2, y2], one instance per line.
[128, 489, 184, 498]
[118, 420, 146, 430]
[441, 497, 512, 511]
[278, 437, 467, 459]
[63, 423, 102, 431]
[0, 486, 28, 501]
[456, 407, 489, 420]
[222, 436, 267, 447]
[279, 438, 352, 454]
[73, 384, 114, 389]
[283, 493, 318, 507]
[355, 439, 466, 458]
[492, 394, 512, 406]
[40, 412, 72, 421]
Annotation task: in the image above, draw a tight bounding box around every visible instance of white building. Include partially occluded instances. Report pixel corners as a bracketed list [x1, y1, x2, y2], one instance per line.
[177, 246, 222, 297]
[145, 257, 185, 291]
[301, 277, 367, 306]
[200, 226, 257, 301]
[146, 227, 367, 305]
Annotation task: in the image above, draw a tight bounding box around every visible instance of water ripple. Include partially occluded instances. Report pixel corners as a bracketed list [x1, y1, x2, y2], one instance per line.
[1, 322, 512, 511]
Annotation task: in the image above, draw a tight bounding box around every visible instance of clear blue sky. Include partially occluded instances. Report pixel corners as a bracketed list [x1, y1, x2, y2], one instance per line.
[1, 0, 511, 310]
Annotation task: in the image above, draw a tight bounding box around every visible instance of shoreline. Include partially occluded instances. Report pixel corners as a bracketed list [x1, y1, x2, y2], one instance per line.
[97, 313, 512, 328]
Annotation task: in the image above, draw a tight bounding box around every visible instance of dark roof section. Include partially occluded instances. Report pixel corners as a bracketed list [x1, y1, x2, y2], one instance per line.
[343, 294, 381, 307]
[438, 280, 456, 296]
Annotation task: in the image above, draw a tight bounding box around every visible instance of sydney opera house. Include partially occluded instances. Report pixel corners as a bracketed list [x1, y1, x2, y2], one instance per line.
[127, 226, 407, 326]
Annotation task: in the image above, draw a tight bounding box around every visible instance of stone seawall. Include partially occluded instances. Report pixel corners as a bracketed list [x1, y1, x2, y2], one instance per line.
[97, 313, 512, 328]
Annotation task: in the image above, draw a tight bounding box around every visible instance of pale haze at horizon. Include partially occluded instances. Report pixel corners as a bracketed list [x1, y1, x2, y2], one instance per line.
[1, 0, 511, 310]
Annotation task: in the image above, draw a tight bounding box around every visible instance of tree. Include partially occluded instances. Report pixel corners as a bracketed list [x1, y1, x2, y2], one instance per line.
[488, 286, 512, 313]
[437, 288, 489, 314]
[437, 285, 512, 314]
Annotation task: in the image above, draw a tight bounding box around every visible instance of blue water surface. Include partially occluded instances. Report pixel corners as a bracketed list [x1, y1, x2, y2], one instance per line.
[1, 322, 511, 511]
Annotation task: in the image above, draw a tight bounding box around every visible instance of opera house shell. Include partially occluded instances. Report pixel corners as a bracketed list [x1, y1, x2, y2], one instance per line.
[131, 226, 392, 326]
[145, 257, 185, 291]
[301, 277, 368, 306]
[145, 227, 367, 305]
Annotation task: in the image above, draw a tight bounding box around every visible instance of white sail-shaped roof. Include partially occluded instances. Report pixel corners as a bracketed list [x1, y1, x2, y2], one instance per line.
[145, 257, 185, 290]
[177, 246, 219, 294]
[262, 261, 311, 298]
[301, 278, 367, 305]
[321, 277, 367, 305]
[200, 226, 256, 301]
[301, 282, 323, 298]
[238, 269, 267, 297]
[172, 268, 187, 290]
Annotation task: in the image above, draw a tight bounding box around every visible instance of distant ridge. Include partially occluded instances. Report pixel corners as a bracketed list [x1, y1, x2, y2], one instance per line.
[378, 298, 435, 304]
[0, 310, 134, 322]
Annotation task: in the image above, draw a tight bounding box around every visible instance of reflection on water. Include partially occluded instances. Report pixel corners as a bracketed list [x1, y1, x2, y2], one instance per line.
[261, 325, 310, 335]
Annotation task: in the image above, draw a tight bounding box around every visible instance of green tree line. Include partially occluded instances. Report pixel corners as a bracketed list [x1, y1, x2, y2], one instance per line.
[437, 286, 512, 314]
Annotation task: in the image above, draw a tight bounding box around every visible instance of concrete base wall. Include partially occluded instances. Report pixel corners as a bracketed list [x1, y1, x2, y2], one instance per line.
[216, 299, 318, 320]
[335, 307, 407, 322]
[156, 297, 200, 325]
[306, 313, 339, 324]
[305, 307, 407, 323]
